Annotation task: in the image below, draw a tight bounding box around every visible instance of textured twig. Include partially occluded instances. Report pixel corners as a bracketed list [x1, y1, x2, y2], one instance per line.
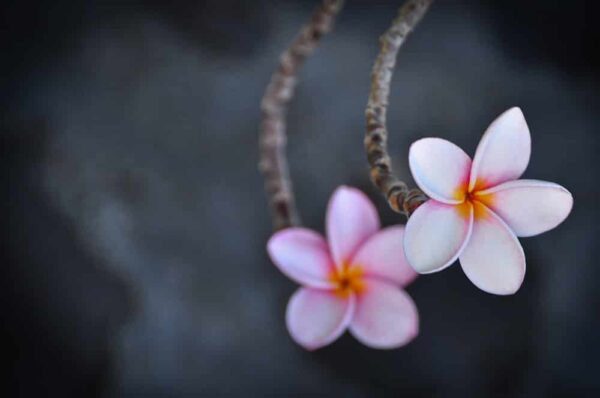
[365, 0, 432, 217]
[260, 0, 344, 230]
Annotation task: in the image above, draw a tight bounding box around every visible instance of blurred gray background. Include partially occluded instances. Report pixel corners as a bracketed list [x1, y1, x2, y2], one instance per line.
[2, 0, 599, 396]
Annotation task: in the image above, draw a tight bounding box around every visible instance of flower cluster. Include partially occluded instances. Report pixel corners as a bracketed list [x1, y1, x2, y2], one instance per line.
[267, 108, 572, 349]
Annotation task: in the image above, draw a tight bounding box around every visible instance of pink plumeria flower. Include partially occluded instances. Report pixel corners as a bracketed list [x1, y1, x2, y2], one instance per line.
[267, 186, 419, 350]
[404, 107, 573, 295]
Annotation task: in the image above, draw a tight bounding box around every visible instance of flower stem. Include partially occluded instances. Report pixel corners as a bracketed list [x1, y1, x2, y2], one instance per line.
[259, 0, 345, 230]
[365, 0, 433, 217]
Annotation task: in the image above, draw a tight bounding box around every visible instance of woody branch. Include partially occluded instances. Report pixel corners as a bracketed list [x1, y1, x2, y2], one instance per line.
[259, 0, 345, 230]
[364, 0, 433, 217]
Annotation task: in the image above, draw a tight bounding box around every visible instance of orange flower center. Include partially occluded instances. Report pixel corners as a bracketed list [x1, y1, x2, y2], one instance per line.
[454, 178, 495, 220]
[329, 263, 366, 298]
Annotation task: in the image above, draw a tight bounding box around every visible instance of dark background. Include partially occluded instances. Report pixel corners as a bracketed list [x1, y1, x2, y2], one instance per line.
[2, 0, 599, 396]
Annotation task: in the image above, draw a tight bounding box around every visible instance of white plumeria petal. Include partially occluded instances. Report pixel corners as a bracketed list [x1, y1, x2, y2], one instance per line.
[404, 200, 473, 274]
[409, 138, 472, 204]
[349, 280, 419, 349]
[476, 179, 573, 237]
[469, 107, 531, 191]
[286, 288, 354, 350]
[351, 226, 417, 287]
[326, 186, 380, 269]
[459, 202, 526, 295]
[267, 228, 335, 289]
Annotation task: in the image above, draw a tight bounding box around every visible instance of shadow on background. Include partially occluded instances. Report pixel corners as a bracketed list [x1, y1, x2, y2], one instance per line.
[2, 0, 599, 396]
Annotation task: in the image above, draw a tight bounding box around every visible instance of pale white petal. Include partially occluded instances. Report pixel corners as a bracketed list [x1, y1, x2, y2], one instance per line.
[286, 288, 354, 350]
[477, 179, 573, 237]
[459, 203, 526, 295]
[404, 200, 473, 274]
[267, 228, 335, 288]
[351, 226, 417, 287]
[326, 186, 380, 268]
[349, 280, 418, 349]
[469, 107, 531, 191]
[409, 138, 472, 204]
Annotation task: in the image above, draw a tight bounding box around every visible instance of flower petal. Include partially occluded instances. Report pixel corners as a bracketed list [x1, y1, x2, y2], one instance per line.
[477, 179, 573, 237]
[286, 288, 354, 350]
[326, 186, 380, 268]
[469, 107, 531, 191]
[459, 202, 526, 295]
[409, 138, 472, 204]
[351, 226, 417, 287]
[349, 280, 418, 349]
[404, 200, 473, 274]
[267, 228, 335, 289]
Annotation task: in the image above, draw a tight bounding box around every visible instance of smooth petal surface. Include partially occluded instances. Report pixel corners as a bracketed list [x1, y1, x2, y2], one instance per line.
[404, 200, 473, 274]
[267, 228, 335, 289]
[469, 107, 531, 191]
[351, 226, 417, 287]
[326, 186, 380, 268]
[409, 138, 472, 204]
[349, 280, 418, 349]
[459, 203, 526, 295]
[286, 288, 354, 350]
[476, 179, 573, 237]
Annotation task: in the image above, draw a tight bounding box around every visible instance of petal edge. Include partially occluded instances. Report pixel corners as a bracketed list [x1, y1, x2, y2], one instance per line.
[349, 281, 418, 349]
[459, 202, 526, 295]
[409, 138, 472, 204]
[476, 179, 573, 237]
[267, 228, 335, 289]
[326, 186, 380, 269]
[404, 200, 473, 274]
[469, 107, 531, 191]
[286, 288, 354, 350]
[351, 226, 417, 287]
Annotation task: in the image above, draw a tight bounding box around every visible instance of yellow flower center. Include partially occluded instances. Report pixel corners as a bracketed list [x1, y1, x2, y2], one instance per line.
[329, 263, 366, 298]
[453, 178, 495, 221]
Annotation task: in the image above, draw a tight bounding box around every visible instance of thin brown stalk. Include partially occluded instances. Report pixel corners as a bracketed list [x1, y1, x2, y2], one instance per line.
[365, 0, 433, 217]
[259, 0, 344, 230]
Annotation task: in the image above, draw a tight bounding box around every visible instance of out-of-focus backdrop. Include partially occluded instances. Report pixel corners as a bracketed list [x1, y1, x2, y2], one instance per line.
[2, 0, 599, 396]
